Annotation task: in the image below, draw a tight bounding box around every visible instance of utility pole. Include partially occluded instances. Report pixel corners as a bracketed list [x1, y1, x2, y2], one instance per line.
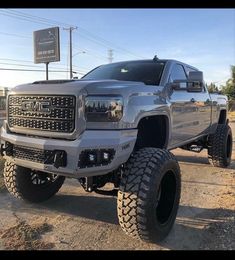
[108, 49, 113, 63]
[63, 27, 77, 79]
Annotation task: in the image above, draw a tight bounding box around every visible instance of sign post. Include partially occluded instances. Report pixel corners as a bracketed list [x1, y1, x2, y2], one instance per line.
[33, 27, 60, 80]
[45, 62, 49, 80]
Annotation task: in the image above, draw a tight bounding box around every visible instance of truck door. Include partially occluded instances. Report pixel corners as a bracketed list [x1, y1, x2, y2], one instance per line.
[184, 66, 212, 136]
[189, 85, 212, 136]
[168, 64, 199, 146]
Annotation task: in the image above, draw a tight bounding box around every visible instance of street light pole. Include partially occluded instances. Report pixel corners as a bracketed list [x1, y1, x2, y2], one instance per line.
[63, 26, 77, 79]
[72, 51, 86, 57]
[72, 51, 86, 79]
[69, 28, 73, 79]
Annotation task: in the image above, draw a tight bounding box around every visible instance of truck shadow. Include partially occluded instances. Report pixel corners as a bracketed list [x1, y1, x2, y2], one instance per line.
[175, 154, 235, 169]
[42, 194, 234, 249]
[160, 204, 234, 250]
[42, 194, 119, 225]
[3, 192, 234, 249]
[175, 154, 210, 165]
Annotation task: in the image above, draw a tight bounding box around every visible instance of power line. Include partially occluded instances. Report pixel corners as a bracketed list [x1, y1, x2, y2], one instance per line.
[72, 46, 108, 61]
[0, 30, 72, 51]
[0, 67, 85, 75]
[72, 65, 89, 72]
[0, 60, 84, 71]
[108, 49, 113, 63]
[0, 58, 90, 72]
[76, 32, 112, 49]
[76, 29, 147, 59]
[0, 62, 45, 68]
[0, 8, 148, 81]
[0, 67, 70, 72]
[3, 9, 146, 59]
[0, 10, 54, 27]
[5, 9, 73, 28]
[0, 30, 108, 63]
[4, 9, 111, 50]
[0, 58, 35, 63]
[84, 52, 107, 62]
[0, 31, 30, 39]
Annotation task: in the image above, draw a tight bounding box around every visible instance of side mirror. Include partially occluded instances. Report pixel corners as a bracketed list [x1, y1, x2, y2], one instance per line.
[170, 71, 204, 92]
[187, 71, 203, 92]
[188, 71, 203, 82]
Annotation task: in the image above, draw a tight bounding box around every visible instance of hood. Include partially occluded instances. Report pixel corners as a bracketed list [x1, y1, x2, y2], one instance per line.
[9, 79, 164, 98]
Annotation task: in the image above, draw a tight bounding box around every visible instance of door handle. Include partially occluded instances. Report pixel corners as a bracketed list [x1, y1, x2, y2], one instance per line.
[190, 98, 196, 103]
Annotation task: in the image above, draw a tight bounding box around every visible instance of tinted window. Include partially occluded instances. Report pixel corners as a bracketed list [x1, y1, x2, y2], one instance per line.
[82, 61, 165, 85]
[170, 64, 187, 82]
[169, 64, 187, 89]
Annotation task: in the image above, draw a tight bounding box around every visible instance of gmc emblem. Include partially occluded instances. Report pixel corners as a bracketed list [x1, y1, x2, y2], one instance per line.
[21, 100, 51, 113]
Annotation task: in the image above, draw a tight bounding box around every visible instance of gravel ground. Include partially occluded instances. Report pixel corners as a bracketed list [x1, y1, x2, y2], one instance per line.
[0, 123, 234, 250]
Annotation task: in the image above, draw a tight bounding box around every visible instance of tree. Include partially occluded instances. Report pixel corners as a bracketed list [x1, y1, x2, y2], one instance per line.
[221, 65, 235, 100]
[232, 65, 235, 85]
[207, 83, 219, 93]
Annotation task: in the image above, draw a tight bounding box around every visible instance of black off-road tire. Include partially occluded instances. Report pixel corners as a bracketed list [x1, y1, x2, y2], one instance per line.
[117, 148, 181, 243]
[208, 124, 233, 168]
[3, 161, 65, 203]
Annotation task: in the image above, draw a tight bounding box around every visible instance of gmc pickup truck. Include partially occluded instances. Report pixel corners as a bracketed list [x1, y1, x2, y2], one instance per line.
[0, 57, 232, 243]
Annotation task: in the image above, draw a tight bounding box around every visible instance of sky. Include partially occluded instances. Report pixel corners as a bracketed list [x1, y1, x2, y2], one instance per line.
[0, 8, 234, 88]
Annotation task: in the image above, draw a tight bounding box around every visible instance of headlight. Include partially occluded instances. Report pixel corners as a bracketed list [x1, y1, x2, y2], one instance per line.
[85, 96, 123, 122]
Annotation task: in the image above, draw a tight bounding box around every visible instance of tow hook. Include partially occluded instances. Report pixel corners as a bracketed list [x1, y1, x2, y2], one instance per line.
[0, 143, 13, 156]
[53, 150, 67, 168]
[79, 177, 94, 192]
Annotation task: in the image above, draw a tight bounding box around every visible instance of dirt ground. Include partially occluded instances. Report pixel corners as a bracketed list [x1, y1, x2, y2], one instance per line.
[0, 123, 234, 250]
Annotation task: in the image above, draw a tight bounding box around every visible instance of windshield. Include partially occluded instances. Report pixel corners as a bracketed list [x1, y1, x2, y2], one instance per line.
[82, 61, 165, 85]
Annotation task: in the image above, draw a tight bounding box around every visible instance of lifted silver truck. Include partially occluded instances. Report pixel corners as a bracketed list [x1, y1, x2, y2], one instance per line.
[0, 57, 233, 243]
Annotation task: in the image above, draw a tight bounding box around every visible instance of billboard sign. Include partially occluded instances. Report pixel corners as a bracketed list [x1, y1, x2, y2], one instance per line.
[34, 27, 60, 64]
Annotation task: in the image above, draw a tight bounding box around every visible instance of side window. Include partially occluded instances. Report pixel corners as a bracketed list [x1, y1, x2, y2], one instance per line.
[169, 64, 187, 88]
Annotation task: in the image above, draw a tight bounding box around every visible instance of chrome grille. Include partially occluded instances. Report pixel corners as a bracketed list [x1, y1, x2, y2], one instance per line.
[8, 95, 76, 133]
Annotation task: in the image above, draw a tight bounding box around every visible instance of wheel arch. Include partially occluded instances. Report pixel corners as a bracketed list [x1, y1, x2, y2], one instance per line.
[135, 114, 170, 150]
[218, 109, 227, 124]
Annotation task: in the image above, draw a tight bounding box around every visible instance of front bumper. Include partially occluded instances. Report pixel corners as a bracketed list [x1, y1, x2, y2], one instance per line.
[0, 122, 137, 178]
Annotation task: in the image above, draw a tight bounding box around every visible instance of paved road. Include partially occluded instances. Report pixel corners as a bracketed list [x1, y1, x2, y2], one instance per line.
[0, 123, 234, 250]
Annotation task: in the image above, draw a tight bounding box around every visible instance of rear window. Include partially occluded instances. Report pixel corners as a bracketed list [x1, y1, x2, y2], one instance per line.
[82, 61, 165, 85]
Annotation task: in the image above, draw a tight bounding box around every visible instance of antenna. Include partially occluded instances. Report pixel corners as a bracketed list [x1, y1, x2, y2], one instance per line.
[153, 55, 159, 61]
